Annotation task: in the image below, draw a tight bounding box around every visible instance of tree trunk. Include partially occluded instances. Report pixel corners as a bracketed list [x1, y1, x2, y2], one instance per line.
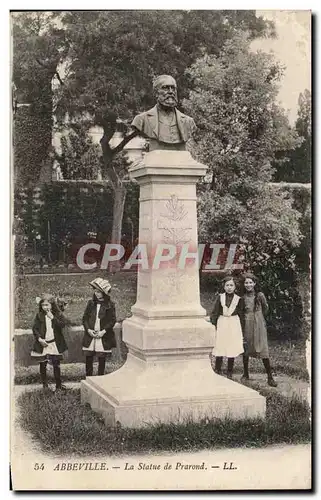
[100, 129, 133, 273]
[110, 184, 127, 273]
[13, 73, 53, 188]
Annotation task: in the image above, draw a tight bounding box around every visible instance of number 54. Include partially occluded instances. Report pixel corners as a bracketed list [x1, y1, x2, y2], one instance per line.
[34, 463, 44, 471]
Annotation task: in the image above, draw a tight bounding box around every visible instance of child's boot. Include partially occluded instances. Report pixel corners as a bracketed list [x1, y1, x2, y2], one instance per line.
[40, 361, 49, 390]
[85, 356, 94, 377]
[262, 358, 277, 387]
[98, 357, 106, 376]
[53, 361, 66, 392]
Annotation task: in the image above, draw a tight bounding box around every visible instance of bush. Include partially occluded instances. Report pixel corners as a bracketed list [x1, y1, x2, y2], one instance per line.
[14, 182, 140, 264]
[272, 184, 311, 274]
[242, 246, 306, 341]
[186, 35, 309, 344]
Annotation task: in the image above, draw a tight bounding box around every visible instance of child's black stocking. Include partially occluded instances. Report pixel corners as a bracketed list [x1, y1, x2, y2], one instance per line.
[85, 356, 94, 376]
[98, 357, 106, 376]
[262, 358, 277, 387]
[215, 356, 223, 374]
[39, 361, 48, 388]
[52, 360, 62, 389]
[242, 354, 250, 379]
[227, 357, 234, 379]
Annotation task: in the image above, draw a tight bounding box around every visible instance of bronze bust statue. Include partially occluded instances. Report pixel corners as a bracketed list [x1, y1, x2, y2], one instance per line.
[131, 75, 196, 151]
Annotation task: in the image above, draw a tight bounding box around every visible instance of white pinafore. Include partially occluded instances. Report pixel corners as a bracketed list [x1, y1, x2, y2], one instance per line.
[212, 293, 244, 358]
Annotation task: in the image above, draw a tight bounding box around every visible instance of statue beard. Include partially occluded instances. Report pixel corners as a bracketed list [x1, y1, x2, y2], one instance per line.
[158, 92, 178, 110]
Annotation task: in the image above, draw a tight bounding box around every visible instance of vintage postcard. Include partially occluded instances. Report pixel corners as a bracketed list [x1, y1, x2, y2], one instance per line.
[10, 9, 311, 491]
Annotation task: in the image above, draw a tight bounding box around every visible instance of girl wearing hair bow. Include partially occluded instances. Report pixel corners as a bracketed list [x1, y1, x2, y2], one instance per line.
[82, 278, 117, 377]
[31, 294, 70, 392]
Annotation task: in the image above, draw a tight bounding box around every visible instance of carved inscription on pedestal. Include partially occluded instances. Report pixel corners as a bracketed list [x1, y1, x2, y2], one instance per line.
[157, 194, 192, 245]
[156, 195, 193, 296]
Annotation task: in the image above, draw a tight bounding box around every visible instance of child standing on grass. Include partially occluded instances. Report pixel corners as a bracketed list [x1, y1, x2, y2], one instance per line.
[82, 278, 116, 377]
[241, 273, 277, 387]
[31, 294, 69, 392]
[210, 276, 244, 379]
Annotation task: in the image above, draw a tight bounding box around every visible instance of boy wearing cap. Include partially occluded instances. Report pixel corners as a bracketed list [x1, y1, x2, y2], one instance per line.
[82, 278, 117, 377]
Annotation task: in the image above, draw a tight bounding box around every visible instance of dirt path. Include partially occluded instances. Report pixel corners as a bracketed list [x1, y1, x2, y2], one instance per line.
[14, 370, 310, 402]
[239, 373, 310, 402]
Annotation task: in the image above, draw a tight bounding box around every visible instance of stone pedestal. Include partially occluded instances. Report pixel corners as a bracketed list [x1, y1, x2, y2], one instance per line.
[81, 151, 265, 427]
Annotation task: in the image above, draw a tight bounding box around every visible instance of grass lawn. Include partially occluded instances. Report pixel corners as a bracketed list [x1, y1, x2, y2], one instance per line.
[17, 387, 311, 457]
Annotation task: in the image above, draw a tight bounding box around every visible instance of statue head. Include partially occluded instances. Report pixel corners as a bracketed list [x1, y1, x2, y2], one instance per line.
[153, 75, 178, 110]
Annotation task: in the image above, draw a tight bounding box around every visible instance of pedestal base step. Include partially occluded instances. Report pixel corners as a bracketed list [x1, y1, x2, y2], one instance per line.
[81, 355, 266, 428]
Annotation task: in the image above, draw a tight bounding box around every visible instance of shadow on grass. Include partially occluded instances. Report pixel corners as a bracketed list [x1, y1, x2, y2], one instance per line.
[17, 388, 311, 457]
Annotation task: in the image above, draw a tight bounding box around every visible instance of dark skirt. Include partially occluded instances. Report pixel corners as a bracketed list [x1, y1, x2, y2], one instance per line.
[243, 310, 269, 358]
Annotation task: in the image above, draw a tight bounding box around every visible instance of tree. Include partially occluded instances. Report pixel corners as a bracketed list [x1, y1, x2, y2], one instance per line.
[183, 32, 304, 338]
[183, 31, 301, 237]
[184, 31, 300, 191]
[273, 89, 311, 182]
[56, 123, 103, 180]
[55, 10, 274, 265]
[12, 12, 68, 187]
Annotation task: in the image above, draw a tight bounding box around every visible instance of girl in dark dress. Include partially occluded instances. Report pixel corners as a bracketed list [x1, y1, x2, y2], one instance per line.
[210, 277, 245, 379]
[31, 294, 69, 392]
[241, 273, 277, 387]
[82, 278, 116, 377]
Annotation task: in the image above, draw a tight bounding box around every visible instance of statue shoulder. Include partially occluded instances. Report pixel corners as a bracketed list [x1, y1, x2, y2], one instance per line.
[132, 106, 155, 121]
[186, 115, 196, 129]
[132, 106, 158, 136]
[132, 112, 146, 129]
[176, 109, 196, 129]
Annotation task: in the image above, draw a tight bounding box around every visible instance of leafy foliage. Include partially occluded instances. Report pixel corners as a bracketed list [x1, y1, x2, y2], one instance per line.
[57, 11, 274, 130]
[13, 105, 53, 187]
[185, 33, 302, 245]
[54, 12, 274, 248]
[14, 182, 139, 264]
[197, 186, 301, 247]
[12, 12, 67, 187]
[184, 32, 300, 187]
[273, 89, 311, 182]
[184, 33, 307, 340]
[57, 126, 102, 180]
[13, 11, 274, 245]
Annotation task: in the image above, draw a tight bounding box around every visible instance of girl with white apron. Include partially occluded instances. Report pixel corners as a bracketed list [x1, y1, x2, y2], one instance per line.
[210, 277, 244, 379]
